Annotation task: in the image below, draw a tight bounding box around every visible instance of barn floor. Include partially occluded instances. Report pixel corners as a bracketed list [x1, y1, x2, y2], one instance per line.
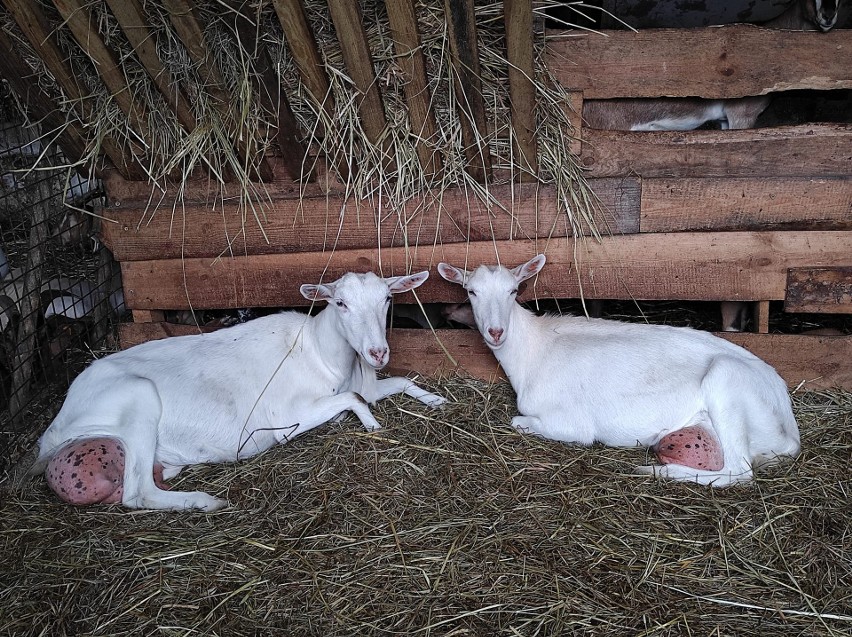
[1, 377, 850, 636]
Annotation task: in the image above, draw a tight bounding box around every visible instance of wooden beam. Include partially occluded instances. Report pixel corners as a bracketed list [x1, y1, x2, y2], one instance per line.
[444, 0, 492, 181]
[1, 0, 142, 178]
[100, 179, 640, 261]
[0, 29, 87, 164]
[326, 0, 390, 162]
[117, 324, 852, 391]
[52, 0, 150, 141]
[106, 0, 197, 133]
[162, 0, 274, 181]
[640, 177, 852, 233]
[580, 124, 852, 179]
[546, 26, 852, 99]
[504, 0, 538, 178]
[118, 231, 852, 310]
[224, 1, 311, 182]
[386, 0, 441, 175]
[271, 0, 332, 115]
[785, 267, 852, 313]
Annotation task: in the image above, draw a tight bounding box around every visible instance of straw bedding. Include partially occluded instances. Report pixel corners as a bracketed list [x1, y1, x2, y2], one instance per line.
[1, 378, 850, 636]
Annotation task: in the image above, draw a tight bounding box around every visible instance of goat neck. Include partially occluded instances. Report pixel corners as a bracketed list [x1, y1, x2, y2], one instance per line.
[309, 304, 359, 375]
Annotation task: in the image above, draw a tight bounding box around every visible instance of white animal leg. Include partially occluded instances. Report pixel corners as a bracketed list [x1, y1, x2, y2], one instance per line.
[303, 391, 384, 432]
[115, 378, 227, 512]
[632, 462, 753, 487]
[370, 377, 447, 407]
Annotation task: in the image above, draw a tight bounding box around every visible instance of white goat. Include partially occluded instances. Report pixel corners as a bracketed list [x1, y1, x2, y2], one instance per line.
[438, 255, 800, 486]
[30, 271, 446, 511]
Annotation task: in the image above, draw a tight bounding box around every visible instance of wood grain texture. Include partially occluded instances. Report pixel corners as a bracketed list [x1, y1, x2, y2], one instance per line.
[504, 0, 538, 178]
[118, 324, 852, 391]
[271, 0, 332, 114]
[641, 177, 852, 232]
[785, 267, 852, 313]
[546, 25, 852, 99]
[100, 179, 640, 261]
[327, 0, 389, 158]
[107, 0, 196, 132]
[118, 231, 852, 310]
[53, 0, 149, 139]
[386, 0, 441, 175]
[580, 124, 852, 179]
[444, 0, 492, 181]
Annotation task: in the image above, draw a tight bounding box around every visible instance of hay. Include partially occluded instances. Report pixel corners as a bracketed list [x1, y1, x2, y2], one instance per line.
[2, 377, 850, 636]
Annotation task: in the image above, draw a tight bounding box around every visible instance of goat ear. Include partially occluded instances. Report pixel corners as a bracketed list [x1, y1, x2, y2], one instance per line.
[437, 262, 468, 286]
[386, 271, 429, 294]
[511, 254, 546, 283]
[300, 283, 335, 302]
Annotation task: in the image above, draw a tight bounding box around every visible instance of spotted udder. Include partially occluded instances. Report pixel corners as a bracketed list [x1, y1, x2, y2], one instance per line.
[654, 425, 724, 471]
[45, 438, 169, 506]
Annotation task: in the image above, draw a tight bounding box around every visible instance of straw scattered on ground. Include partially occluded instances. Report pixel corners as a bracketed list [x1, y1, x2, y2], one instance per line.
[2, 377, 850, 637]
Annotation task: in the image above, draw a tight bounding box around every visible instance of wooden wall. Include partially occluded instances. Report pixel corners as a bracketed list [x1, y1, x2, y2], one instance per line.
[102, 24, 852, 391]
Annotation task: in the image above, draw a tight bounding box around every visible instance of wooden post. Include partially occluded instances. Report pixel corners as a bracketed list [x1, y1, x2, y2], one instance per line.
[504, 0, 538, 179]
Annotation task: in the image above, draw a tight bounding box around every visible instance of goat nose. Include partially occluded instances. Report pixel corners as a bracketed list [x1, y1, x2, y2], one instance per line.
[369, 347, 388, 363]
[488, 327, 504, 342]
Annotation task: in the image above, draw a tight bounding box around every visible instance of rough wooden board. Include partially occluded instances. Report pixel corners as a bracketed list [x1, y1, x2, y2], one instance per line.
[386, 0, 441, 175]
[327, 0, 389, 156]
[581, 124, 852, 179]
[785, 267, 852, 313]
[444, 0, 492, 181]
[504, 0, 538, 177]
[107, 0, 196, 132]
[546, 25, 852, 99]
[640, 177, 852, 232]
[119, 231, 852, 310]
[118, 324, 852, 391]
[101, 179, 640, 261]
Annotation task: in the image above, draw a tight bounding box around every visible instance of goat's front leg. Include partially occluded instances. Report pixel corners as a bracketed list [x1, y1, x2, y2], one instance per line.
[305, 391, 383, 432]
[368, 376, 447, 407]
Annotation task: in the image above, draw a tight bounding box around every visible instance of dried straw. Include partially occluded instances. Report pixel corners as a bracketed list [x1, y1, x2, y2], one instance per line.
[2, 378, 850, 636]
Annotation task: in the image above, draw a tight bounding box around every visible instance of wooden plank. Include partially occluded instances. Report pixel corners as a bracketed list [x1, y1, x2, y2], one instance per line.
[504, 0, 538, 178]
[754, 301, 770, 334]
[106, 0, 196, 133]
[224, 0, 311, 182]
[271, 0, 332, 115]
[100, 179, 640, 261]
[132, 310, 165, 323]
[581, 124, 852, 179]
[118, 231, 852, 310]
[444, 0, 492, 181]
[386, 0, 441, 175]
[53, 0, 150, 140]
[1, 0, 142, 178]
[546, 26, 852, 99]
[326, 0, 390, 159]
[162, 0, 274, 181]
[641, 177, 852, 232]
[0, 29, 87, 164]
[117, 324, 852, 390]
[785, 267, 852, 313]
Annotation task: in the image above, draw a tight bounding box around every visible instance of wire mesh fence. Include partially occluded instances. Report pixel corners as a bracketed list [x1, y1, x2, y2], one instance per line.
[0, 84, 125, 473]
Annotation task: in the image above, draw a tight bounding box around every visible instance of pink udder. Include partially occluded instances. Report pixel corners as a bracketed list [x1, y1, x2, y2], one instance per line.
[654, 425, 724, 471]
[45, 438, 169, 506]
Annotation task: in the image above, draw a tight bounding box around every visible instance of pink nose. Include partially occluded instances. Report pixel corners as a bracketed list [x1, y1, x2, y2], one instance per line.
[488, 327, 504, 342]
[369, 347, 388, 364]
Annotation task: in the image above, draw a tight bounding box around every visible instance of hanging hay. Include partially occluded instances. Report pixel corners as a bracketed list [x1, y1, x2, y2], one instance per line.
[1, 1, 605, 247]
[2, 378, 850, 636]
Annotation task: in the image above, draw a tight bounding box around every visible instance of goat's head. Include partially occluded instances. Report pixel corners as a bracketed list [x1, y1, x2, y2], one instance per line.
[810, 0, 840, 31]
[300, 271, 429, 369]
[438, 255, 546, 350]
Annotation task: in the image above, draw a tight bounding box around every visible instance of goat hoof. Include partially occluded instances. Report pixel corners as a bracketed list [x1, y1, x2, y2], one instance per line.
[422, 393, 448, 408]
[631, 464, 659, 477]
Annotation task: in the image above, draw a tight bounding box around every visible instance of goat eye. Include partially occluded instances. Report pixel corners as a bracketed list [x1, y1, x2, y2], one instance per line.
[510, 288, 518, 295]
[385, 296, 392, 304]
[335, 300, 346, 308]
[468, 290, 477, 297]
